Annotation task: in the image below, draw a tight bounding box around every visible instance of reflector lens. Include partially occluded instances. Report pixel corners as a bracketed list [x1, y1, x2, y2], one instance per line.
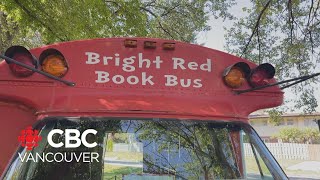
[249, 63, 275, 87]
[144, 41, 156, 49]
[5, 46, 37, 77]
[9, 53, 35, 77]
[250, 69, 269, 87]
[224, 67, 246, 88]
[163, 42, 175, 50]
[124, 39, 137, 48]
[42, 55, 68, 77]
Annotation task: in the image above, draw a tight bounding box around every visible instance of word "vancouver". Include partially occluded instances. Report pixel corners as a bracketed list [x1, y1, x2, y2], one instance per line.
[18, 129, 98, 163]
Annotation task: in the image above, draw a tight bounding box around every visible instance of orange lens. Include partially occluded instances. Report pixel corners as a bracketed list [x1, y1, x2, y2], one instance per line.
[42, 55, 68, 77]
[224, 67, 245, 88]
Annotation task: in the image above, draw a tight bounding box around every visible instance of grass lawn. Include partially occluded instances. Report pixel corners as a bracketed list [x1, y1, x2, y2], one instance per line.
[104, 164, 142, 180]
[245, 157, 272, 176]
[105, 151, 143, 162]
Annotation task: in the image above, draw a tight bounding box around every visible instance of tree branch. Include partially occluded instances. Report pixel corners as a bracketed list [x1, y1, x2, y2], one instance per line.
[288, 0, 294, 44]
[306, 0, 314, 29]
[257, 25, 261, 64]
[158, 22, 175, 39]
[161, 3, 180, 17]
[13, 0, 65, 41]
[241, 0, 272, 57]
[140, 6, 157, 18]
[304, 0, 314, 53]
[310, 0, 320, 23]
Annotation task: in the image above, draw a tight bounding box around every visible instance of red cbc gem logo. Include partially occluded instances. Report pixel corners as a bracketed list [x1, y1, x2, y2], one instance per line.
[18, 126, 42, 150]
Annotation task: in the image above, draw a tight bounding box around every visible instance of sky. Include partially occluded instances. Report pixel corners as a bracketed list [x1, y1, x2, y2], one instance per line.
[197, 1, 320, 113]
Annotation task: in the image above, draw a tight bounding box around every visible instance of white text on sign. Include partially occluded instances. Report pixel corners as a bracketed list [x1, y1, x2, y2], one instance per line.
[85, 52, 212, 88]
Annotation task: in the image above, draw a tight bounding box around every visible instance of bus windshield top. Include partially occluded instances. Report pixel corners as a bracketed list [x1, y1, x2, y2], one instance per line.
[3, 117, 286, 180]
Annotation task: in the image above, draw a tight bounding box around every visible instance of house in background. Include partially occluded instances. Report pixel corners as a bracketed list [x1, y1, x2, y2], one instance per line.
[249, 113, 320, 142]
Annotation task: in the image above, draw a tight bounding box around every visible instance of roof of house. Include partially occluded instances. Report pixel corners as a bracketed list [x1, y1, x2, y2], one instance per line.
[249, 112, 320, 119]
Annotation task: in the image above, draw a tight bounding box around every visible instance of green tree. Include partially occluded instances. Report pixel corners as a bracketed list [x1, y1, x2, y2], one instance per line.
[225, 0, 320, 113]
[0, 11, 42, 53]
[273, 127, 320, 143]
[302, 127, 320, 144]
[273, 127, 304, 143]
[137, 121, 240, 179]
[267, 108, 284, 126]
[0, 0, 235, 49]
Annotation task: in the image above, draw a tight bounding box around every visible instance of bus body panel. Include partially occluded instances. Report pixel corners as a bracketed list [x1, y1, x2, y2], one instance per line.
[0, 38, 284, 176]
[0, 103, 36, 173]
[0, 38, 283, 118]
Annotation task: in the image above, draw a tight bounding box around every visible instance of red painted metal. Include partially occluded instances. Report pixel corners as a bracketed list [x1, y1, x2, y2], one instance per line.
[0, 102, 36, 173]
[0, 37, 284, 174]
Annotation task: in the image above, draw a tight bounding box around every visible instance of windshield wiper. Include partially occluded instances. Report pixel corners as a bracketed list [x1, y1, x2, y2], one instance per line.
[0, 54, 75, 86]
[235, 72, 320, 95]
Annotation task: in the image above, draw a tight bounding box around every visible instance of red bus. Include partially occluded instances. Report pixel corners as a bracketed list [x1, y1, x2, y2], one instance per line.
[0, 38, 287, 179]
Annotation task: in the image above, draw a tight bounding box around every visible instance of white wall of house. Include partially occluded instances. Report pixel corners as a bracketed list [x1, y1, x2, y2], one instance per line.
[249, 113, 320, 140]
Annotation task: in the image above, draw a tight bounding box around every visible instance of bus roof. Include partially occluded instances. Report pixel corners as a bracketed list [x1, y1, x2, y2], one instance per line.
[0, 38, 283, 121]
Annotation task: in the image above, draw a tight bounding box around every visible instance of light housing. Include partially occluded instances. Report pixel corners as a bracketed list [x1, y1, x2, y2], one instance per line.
[248, 63, 275, 87]
[4, 46, 38, 77]
[162, 42, 175, 50]
[39, 49, 68, 78]
[223, 62, 250, 88]
[124, 39, 137, 48]
[144, 41, 156, 49]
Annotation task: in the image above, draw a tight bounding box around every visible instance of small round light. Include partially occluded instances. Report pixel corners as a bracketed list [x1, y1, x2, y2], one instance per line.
[223, 62, 250, 89]
[42, 55, 68, 77]
[250, 70, 269, 86]
[9, 53, 35, 77]
[248, 63, 275, 87]
[5, 46, 37, 77]
[224, 67, 246, 88]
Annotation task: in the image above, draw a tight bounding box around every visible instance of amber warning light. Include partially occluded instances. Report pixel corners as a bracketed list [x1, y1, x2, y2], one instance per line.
[223, 62, 250, 88]
[39, 49, 69, 78]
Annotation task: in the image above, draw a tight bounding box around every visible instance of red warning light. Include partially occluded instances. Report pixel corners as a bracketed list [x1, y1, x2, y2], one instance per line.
[5, 46, 37, 77]
[249, 63, 275, 87]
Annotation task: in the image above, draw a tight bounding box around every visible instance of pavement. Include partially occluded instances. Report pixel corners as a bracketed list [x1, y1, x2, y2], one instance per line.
[286, 161, 320, 179]
[287, 161, 320, 172]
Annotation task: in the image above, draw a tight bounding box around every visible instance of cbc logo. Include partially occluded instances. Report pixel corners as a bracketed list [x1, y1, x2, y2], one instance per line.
[48, 129, 97, 148]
